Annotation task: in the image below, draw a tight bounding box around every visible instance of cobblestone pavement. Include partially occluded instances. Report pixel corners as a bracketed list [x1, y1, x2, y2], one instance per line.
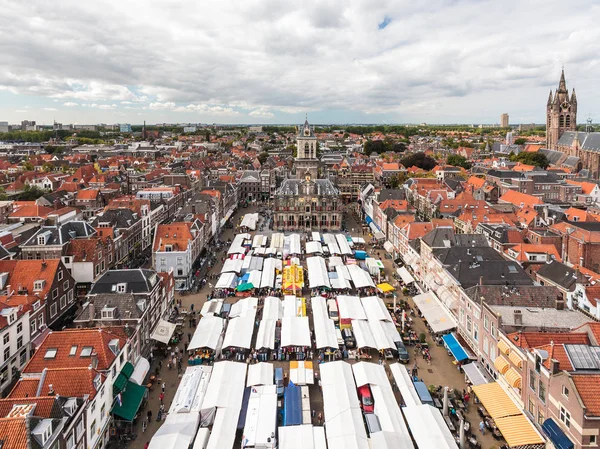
[127, 203, 500, 449]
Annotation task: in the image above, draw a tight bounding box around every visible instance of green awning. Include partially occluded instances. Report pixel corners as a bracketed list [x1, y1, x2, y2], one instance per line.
[113, 373, 128, 395]
[236, 282, 254, 292]
[121, 362, 134, 378]
[112, 381, 147, 421]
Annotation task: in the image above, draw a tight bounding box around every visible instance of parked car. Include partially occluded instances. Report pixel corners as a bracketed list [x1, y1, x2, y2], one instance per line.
[274, 367, 284, 397]
[327, 299, 339, 322]
[364, 413, 382, 436]
[357, 385, 374, 414]
[395, 340, 410, 363]
[342, 328, 356, 348]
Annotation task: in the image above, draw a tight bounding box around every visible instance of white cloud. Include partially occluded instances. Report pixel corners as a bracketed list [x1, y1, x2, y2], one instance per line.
[63, 102, 78, 107]
[44, 107, 57, 111]
[0, 0, 599, 123]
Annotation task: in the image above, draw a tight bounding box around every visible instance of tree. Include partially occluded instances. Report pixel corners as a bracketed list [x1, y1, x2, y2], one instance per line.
[388, 173, 408, 189]
[22, 161, 34, 171]
[364, 140, 387, 155]
[514, 138, 527, 145]
[509, 152, 550, 169]
[446, 154, 472, 169]
[257, 151, 269, 164]
[399, 152, 437, 171]
[17, 184, 45, 201]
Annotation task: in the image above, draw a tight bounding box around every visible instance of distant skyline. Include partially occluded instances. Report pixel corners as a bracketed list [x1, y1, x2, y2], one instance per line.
[1, 0, 599, 125]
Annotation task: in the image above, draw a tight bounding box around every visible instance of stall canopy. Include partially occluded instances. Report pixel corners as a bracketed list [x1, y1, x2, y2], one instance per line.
[262, 296, 283, 320]
[336, 234, 353, 255]
[397, 266, 415, 285]
[389, 363, 421, 407]
[252, 234, 268, 248]
[150, 320, 177, 345]
[228, 233, 250, 255]
[311, 297, 339, 349]
[361, 296, 393, 322]
[229, 297, 258, 318]
[279, 425, 327, 449]
[311, 232, 321, 242]
[112, 381, 147, 421]
[542, 418, 574, 449]
[472, 382, 544, 448]
[442, 333, 469, 362]
[189, 315, 224, 350]
[411, 292, 456, 333]
[270, 233, 284, 250]
[320, 361, 369, 449]
[240, 213, 259, 230]
[290, 361, 314, 385]
[323, 233, 340, 255]
[148, 413, 199, 449]
[383, 241, 395, 254]
[305, 241, 323, 254]
[247, 362, 274, 387]
[402, 405, 456, 449]
[283, 382, 303, 426]
[288, 234, 302, 255]
[130, 357, 150, 385]
[201, 299, 224, 317]
[260, 258, 282, 288]
[113, 362, 134, 395]
[328, 256, 344, 268]
[461, 362, 489, 387]
[281, 316, 311, 347]
[351, 320, 376, 349]
[368, 319, 397, 350]
[329, 272, 351, 290]
[347, 264, 375, 288]
[256, 319, 277, 350]
[221, 258, 244, 274]
[377, 282, 395, 293]
[215, 272, 238, 289]
[284, 295, 305, 318]
[306, 256, 331, 289]
[337, 295, 366, 320]
[283, 264, 304, 293]
[223, 315, 256, 350]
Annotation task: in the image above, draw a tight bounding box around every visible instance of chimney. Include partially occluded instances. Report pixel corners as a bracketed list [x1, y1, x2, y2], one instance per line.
[48, 384, 55, 396]
[513, 309, 523, 326]
[91, 352, 98, 369]
[549, 359, 560, 375]
[479, 276, 484, 286]
[89, 301, 95, 322]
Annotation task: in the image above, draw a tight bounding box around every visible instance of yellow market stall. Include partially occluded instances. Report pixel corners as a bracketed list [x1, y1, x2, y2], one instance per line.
[473, 382, 545, 448]
[283, 264, 304, 296]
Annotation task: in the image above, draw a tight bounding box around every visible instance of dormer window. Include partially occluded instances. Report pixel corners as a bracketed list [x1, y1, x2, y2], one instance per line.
[69, 345, 78, 356]
[44, 348, 58, 359]
[34, 280, 45, 291]
[101, 307, 116, 319]
[80, 346, 93, 357]
[112, 283, 127, 293]
[165, 245, 173, 252]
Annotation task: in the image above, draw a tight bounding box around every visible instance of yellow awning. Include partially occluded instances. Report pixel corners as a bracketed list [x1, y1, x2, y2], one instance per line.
[498, 339, 510, 355]
[508, 351, 523, 369]
[377, 282, 395, 293]
[494, 356, 510, 375]
[472, 382, 520, 419]
[504, 367, 522, 389]
[495, 415, 544, 447]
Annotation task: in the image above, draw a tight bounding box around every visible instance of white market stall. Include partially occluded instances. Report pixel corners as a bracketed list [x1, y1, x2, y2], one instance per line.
[247, 362, 274, 387]
[221, 258, 244, 274]
[323, 233, 340, 255]
[306, 256, 331, 289]
[215, 272, 238, 290]
[320, 361, 369, 449]
[290, 360, 314, 385]
[397, 266, 415, 284]
[289, 233, 302, 255]
[412, 292, 457, 334]
[200, 299, 224, 317]
[150, 319, 177, 345]
[389, 363, 421, 407]
[305, 241, 323, 254]
[256, 319, 277, 350]
[351, 320, 377, 349]
[241, 385, 278, 449]
[229, 297, 258, 319]
[335, 234, 353, 255]
[270, 233, 285, 250]
[328, 256, 344, 269]
[402, 404, 458, 449]
[189, 315, 224, 351]
[311, 232, 322, 242]
[310, 297, 339, 349]
[261, 258, 283, 288]
[252, 234, 268, 248]
[279, 425, 327, 449]
[337, 295, 367, 320]
[240, 213, 259, 230]
[222, 315, 256, 350]
[347, 264, 375, 288]
[281, 316, 311, 347]
[228, 233, 250, 255]
[360, 296, 393, 322]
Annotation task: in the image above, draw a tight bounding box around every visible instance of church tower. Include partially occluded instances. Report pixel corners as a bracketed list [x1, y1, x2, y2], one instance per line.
[294, 117, 319, 179]
[546, 69, 577, 149]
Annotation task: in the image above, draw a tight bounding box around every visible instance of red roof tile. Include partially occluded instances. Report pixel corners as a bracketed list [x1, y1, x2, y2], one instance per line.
[506, 331, 589, 349]
[0, 397, 58, 418]
[0, 418, 28, 449]
[572, 374, 600, 416]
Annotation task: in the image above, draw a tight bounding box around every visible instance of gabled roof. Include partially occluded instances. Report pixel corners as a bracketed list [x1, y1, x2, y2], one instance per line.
[571, 374, 600, 416]
[75, 189, 100, 200]
[499, 190, 543, 208]
[0, 260, 62, 300]
[10, 368, 105, 400]
[507, 331, 589, 349]
[0, 397, 62, 419]
[153, 221, 200, 252]
[505, 243, 561, 262]
[23, 328, 126, 374]
[0, 418, 28, 449]
[90, 269, 159, 294]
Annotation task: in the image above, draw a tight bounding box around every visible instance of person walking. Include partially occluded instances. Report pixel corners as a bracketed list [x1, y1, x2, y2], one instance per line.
[161, 382, 166, 393]
[147, 410, 152, 422]
[317, 412, 323, 425]
[479, 420, 485, 435]
[159, 392, 164, 404]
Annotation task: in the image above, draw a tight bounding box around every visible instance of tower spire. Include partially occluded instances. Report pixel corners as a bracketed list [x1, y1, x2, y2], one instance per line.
[547, 90, 553, 106]
[558, 68, 567, 93]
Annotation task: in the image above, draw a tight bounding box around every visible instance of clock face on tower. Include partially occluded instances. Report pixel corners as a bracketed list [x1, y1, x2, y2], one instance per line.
[561, 101, 570, 111]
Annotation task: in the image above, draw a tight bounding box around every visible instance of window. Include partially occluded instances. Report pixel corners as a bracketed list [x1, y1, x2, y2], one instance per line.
[68, 290, 74, 303]
[76, 420, 84, 439]
[101, 403, 106, 418]
[539, 382, 546, 403]
[89, 419, 96, 436]
[80, 346, 93, 357]
[17, 336, 22, 349]
[466, 315, 472, 333]
[160, 258, 166, 266]
[473, 326, 479, 342]
[16, 323, 22, 334]
[483, 315, 489, 331]
[50, 303, 57, 318]
[66, 434, 75, 449]
[177, 269, 183, 276]
[559, 406, 571, 428]
[562, 385, 569, 398]
[528, 398, 535, 415]
[116, 283, 126, 293]
[95, 265, 100, 276]
[70, 345, 78, 356]
[63, 280, 69, 290]
[45, 348, 58, 359]
[60, 295, 66, 309]
[529, 369, 536, 391]
[58, 270, 63, 281]
[31, 319, 37, 334]
[64, 257, 71, 264]
[19, 349, 27, 365]
[52, 289, 58, 299]
[3, 347, 9, 362]
[176, 257, 183, 264]
[165, 245, 172, 252]
[2, 333, 8, 344]
[536, 409, 544, 425]
[590, 435, 597, 445]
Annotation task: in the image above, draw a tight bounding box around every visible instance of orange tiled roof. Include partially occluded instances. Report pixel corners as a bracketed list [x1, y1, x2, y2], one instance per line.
[8, 378, 40, 398]
[75, 189, 100, 200]
[507, 331, 589, 349]
[565, 179, 598, 195]
[154, 222, 197, 252]
[537, 343, 574, 371]
[0, 260, 61, 301]
[499, 190, 543, 208]
[572, 374, 600, 416]
[11, 368, 105, 400]
[23, 328, 125, 374]
[505, 243, 562, 262]
[564, 207, 597, 222]
[467, 176, 485, 189]
[9, 204, 54, 219]
[0, 418, 28, 449]
[0, 397, 58, 418]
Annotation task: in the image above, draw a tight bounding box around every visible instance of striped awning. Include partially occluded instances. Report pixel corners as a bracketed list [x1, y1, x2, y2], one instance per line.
[498, 339, 510, 355]
[508, 351, 523, 369]
[494, 355, 510, 375]
[504, 367, 522, 389]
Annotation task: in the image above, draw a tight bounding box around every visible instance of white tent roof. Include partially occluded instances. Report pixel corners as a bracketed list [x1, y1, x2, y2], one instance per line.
[323, 233, 340, 255]
[336, 234, 353, 255]
[328, 256, 344, 268]
[223, 315, 255, 349]
[336, 264, 351, 280]
[306, 256, 330, 289]
[305, 241, 323, 254]
[169, 365, 213, 415]
[310, 296, 339, 349]
[242, 385, 278, 448]
[361, 296, 393, 322]
[367, 319, 396, 350]
[352, 363, 412, 446]
[247, 362, 274, 387]
[352, 237, 365, 244]
[320, 361, 369, 449]
[221, 258, 244, 274]
[311, 232, 321, 242]
[270, 233, 284, 249]
[289, 233, 302, 255]
[256, 319, 277, 350]
[204, 362, 248, 449]
[290, 360, 314, 385]
[337, 295, 366, 320]
[260, 258, 282, 288]
[278, 425, 327, 449]
[397, 266, 415, 284]
[412, 292, 457, 333]
[389, 364, 421, 407]
[148, 412, 199, 449]
[281, 316, 311, 347]
[381, 320, 401, 343]
[283, 295, 303, 318]
[369, 431, 410, 449]
[351, 320, 377, 349]
[402, 405, 457, 449]
[247, 270, 262, 288]
[347, 264, 375, 288]
[189, 315, 224, 350]
[229, 297, 258, 318]
[228, 233, 250, 255]
[150, 319, 177, 345]
[240, 213, 259, 230]
[242, 256, 264, 272]
[252, 234, 268, 248]
[330, 272, 352, 290]
[262, 296, 283, 320]
[215, 272, 238, 289]
[130, 356, 150, 386]
[201, 298, 224, 317]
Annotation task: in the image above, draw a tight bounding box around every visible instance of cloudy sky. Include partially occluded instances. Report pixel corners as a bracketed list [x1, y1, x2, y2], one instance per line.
[1, 0, 599, 125]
